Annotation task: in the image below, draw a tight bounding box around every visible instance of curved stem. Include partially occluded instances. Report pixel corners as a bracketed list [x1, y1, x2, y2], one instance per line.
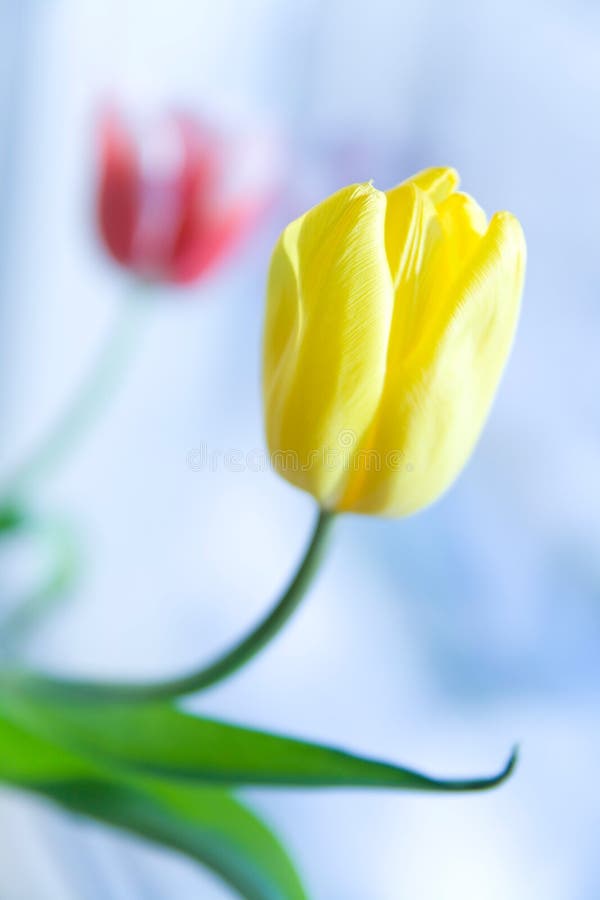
[0, 282, 151, 503]
[0, 510, 80, 657]
[14, 509, 336, 704]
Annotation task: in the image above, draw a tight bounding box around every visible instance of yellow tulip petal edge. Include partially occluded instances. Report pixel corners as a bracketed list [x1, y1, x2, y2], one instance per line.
[263, 168, 526, 516]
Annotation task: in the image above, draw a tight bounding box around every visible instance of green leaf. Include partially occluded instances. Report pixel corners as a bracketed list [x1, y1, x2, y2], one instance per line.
[35, 781, 307, 900]
[0, 685, 514, 897]
[0, 710, 306, 900]
[1, 685, 517, 792]
[0, 710, 96, 781]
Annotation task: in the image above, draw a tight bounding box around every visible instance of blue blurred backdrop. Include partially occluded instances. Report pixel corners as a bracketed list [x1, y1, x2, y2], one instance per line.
[1, 1, 599, 897]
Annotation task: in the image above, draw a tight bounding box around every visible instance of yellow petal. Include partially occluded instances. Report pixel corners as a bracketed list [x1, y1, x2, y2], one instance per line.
[406, 167, 460, 205]
[436, 190, 488, 269]
[263, 183, 394, 507]
[415, 190, 489, 344]
[383, 182, 443, 356]
[384, 182, 441, 292]
[382, 183, 486, 361]
[339, 211, 525, 515]
[339, 184, 442, 510]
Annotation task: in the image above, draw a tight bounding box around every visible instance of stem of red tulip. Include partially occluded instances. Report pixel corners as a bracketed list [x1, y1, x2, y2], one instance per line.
[11, 509, 336, 704]
[0, 282, 151, 504]
[0, 509, 80, 657]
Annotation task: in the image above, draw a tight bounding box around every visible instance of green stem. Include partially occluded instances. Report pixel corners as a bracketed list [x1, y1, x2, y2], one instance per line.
[15, 509, 336, 704]
[0, 511, 80, 657]
[0, 283, 150, 503]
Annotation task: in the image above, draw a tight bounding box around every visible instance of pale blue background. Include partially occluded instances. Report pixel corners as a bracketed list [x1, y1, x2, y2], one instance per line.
[1, 1, 599, 898]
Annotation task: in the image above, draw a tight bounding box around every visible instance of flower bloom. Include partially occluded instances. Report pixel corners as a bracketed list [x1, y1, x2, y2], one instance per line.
[263, 168, 525, 516]
[97, 108, 268, 284]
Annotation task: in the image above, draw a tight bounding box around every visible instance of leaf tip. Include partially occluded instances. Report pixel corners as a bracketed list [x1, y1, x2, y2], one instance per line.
[502, 744, 520, 781]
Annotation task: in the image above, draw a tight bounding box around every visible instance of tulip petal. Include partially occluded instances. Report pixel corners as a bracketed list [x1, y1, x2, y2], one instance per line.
[340, 211, 525, 515]
[97, 111, 140, 266]
[384, 183, 439, 290]
[406, 167, 460, 205]
[383, 183, 444, 356]
[416, 190, 489, 340]
[383, 181, 487, 355]
[168, 119, 229, 283]
[264, 183, 394, 507]
[436, 191, 489, 284]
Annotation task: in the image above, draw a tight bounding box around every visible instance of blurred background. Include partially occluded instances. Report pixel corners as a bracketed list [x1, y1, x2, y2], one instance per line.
[1, 0, 599, 897]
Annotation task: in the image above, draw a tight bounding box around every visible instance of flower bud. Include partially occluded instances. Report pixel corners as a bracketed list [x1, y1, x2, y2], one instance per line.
[263, 168, 525, 515]
[97, 107, 268, 285]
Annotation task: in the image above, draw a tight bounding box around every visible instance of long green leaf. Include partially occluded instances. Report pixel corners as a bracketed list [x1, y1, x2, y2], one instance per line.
[33, 780, 306, 900]
[0, 711, 306, 900]
[1, 686, 517, 791]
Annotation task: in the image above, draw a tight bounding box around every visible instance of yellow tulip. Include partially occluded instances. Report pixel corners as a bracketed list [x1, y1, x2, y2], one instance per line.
[263, 167, 525, 516]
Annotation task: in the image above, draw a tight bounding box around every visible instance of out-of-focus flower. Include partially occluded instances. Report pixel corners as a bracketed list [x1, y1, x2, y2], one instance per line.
[97, 107, 270, 284]
[263, 167, 525, 516]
